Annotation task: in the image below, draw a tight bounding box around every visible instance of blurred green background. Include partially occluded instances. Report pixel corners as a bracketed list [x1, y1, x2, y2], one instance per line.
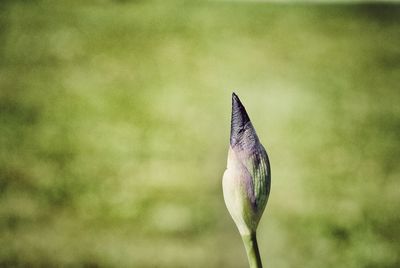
[1, 0, 399, 267]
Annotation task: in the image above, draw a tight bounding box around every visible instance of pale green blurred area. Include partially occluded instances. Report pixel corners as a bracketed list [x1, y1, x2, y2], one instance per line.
[1, 0, 400, 267]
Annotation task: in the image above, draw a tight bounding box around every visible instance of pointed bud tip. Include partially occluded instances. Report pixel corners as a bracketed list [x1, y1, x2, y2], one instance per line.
[232, 92, 240, 107]
[232, 91, 238, 99]
[230, 92, 252, 146]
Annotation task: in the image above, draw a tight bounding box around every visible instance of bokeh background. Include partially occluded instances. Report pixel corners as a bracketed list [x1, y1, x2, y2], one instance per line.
[1, 0, 399, 267]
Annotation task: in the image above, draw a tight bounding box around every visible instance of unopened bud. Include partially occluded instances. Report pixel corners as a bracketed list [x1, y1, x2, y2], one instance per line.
[223, 92, 271, 236]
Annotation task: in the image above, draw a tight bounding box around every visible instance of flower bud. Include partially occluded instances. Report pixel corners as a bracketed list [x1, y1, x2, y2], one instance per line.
[223, 93, 271, 235]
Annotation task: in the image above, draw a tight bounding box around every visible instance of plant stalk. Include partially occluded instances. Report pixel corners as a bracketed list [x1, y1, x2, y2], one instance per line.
[241, 232, 263, 268]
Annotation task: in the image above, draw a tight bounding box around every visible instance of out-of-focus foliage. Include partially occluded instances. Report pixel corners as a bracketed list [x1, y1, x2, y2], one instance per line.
[0, 1, 399, 267]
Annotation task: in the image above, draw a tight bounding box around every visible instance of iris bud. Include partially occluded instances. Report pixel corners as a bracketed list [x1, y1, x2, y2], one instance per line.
[222, 93, 271, 268]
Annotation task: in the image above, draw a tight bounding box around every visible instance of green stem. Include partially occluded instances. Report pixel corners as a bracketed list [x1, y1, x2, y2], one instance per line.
[241, 232, 263, 268]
